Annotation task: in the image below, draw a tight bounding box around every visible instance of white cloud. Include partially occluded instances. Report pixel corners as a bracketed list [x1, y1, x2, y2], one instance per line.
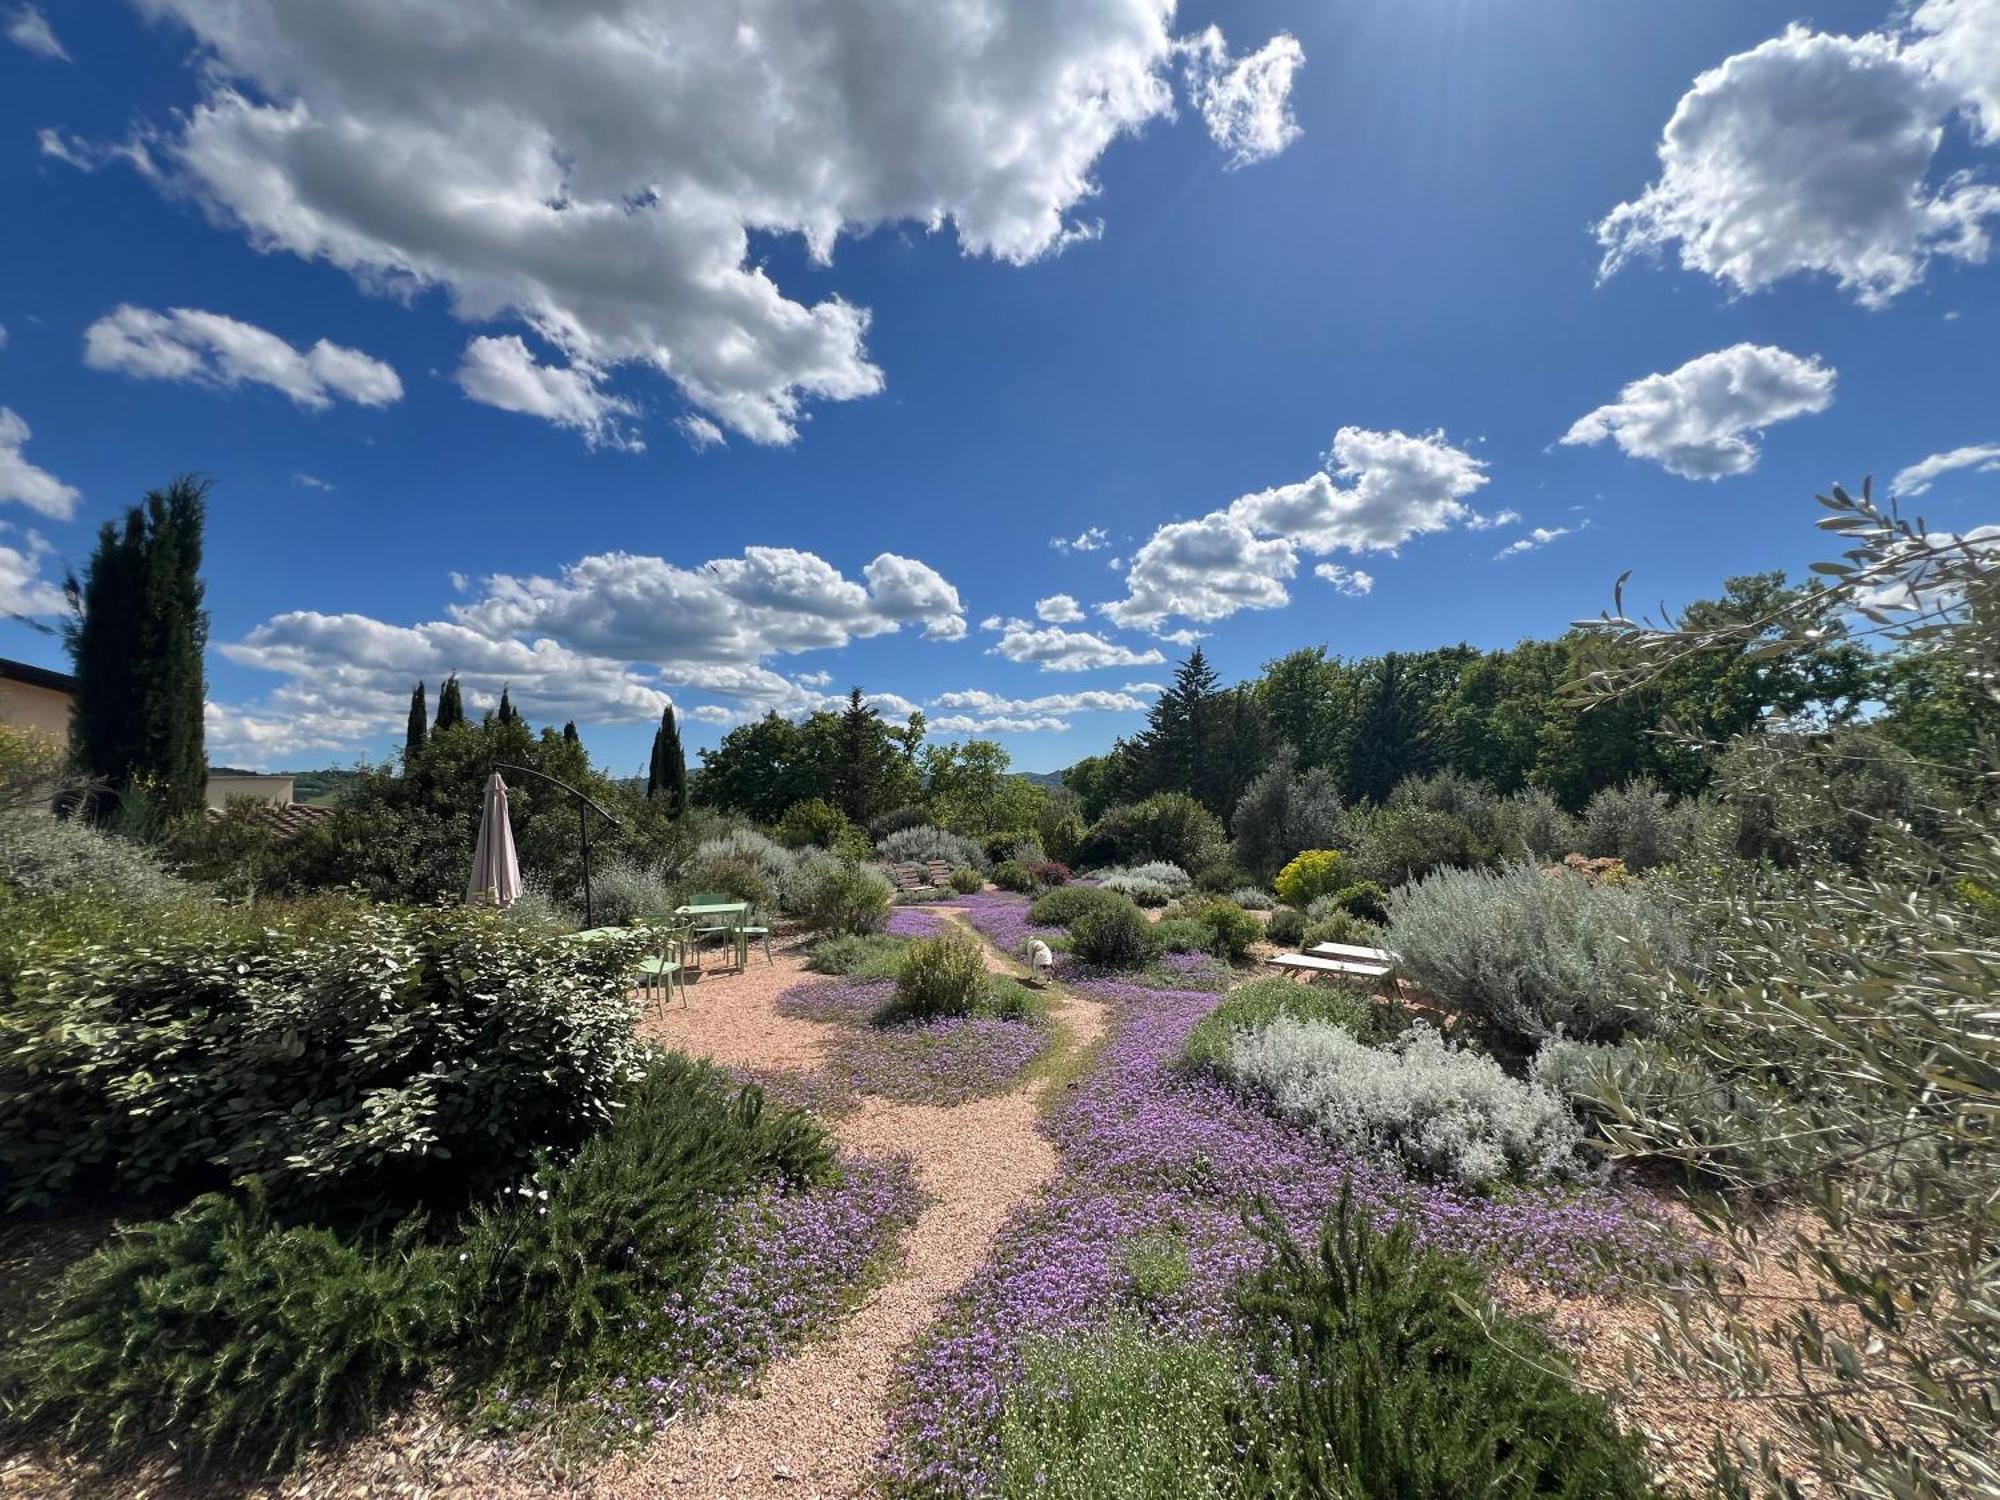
[1890, 442, 2000, 496]
[1597, 24, 2000, 306]
[1178, 25, 1304, 168]
[0, 323, 8, 349]
[933, 686, 1155, 715]
[1051, 526, 1111, 553]
[1561, 344, 1835, 480]
[84, 304, 403, 410]
[291, 471, 334, 491]
[1313, 563, 1373, 596]
[987, 618, 1166, 672]
[6, 4, 66, 60]
[678, 415, 726, 451]
[1104, 427, 1486, 630]
[1035, 593, 1086, 623]
[218, 539, 970, 756]
[0, 524, 65, 616]
[932, 713, 1071, 734]
[455, 335, 639, 451]
[1465, 508, 1520, 531]
[1155, 626, 1206, 646]
[81, 1, 1293, 447]
[0, 407, 80, 520]
[1495, 525, 1578, 560]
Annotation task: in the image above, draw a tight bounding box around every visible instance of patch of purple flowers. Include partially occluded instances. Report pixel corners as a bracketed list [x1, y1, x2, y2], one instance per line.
[887, 907, 946, 938]
[588, 1152, 923, 1436]
[944, 890, 1060, 959]
[776, 976, 897, 1025]
[826, 1018, 1050, 1107]
[881, 979, 1686, 1495]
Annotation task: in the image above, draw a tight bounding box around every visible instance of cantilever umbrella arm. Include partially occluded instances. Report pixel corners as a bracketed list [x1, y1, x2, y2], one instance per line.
[490, 762, 625, 927]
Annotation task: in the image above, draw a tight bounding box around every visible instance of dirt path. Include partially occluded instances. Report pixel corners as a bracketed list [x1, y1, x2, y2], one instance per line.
[588, 906, 1104, 1499]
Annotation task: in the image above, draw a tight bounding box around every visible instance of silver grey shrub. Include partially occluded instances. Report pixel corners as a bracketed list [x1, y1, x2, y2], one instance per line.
[0, 811, 188, 906]
[1227, 885, 1275, 911]
[585, 855, 674, 924]
[695, 828, 801, 904]
[1581, 778, 1690, 872]
[1098, 861, 1191, 907]
[1387, 863, 1688, 1061]
[877, 824, 987, 872]
[1227, 1017, 1583, 1188]
[1501, 788, 1583, 861]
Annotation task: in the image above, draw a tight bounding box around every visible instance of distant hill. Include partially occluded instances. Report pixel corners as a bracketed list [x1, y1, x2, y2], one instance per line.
[1017, 769, 1068, 789]
[289, 768, 366, 805]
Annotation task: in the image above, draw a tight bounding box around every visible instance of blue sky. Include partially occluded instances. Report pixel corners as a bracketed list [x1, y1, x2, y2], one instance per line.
[2, 0, 1997, 777]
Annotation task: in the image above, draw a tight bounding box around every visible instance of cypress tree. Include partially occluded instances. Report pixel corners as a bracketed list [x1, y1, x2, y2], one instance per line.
[496, 686, 517, 725]
[563, 721, 579, 745]
[64, 475, 209, 821]
[434, 674, 465, 731]
[405, 682, 428, 757]
[648, 704, 686, 815]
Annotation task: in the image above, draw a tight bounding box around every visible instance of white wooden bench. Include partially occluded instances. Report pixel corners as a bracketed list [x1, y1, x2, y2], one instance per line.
[1265, 953, 1392, 980]
[1309, 941, 1395, 963]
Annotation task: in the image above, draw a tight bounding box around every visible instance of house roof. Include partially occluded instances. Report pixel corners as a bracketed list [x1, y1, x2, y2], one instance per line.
[0, 657, 78, 695]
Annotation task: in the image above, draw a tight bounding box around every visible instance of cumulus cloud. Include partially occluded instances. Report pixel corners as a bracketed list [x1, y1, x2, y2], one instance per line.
[0, 407, 79, 520]
[0, 524, 65, 616]
[1495, 525, 1578, 559]
[1465, 508, 1520, 531]
[1561, 344, 1835, 479]
[1890, 442, 2000, 496]
[932, 713, 1071, 734]
[986, 618, 1166, 672]
[1051, 526, 1111, 553]
[1103, 427, 1487, 630]
[1597, 23, 2000, 306]
[455, 336, 638, 451]
[1178, 25, 1304, 168]
[1313, 563, 1373, 596]
[84, 304, 403, 409]
[1035, 593, 1086, 623]
[933, 686, 1155, 715]
[69, 2, 1292, 447]
[6, 4, 66, 60]
[216, 539, 970, 757]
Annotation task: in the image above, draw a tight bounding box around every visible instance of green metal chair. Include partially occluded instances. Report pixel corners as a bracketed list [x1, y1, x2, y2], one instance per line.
[685, 891, 739, 963]
[734, 905, 774, 966]
[634, 922, 689, 1011]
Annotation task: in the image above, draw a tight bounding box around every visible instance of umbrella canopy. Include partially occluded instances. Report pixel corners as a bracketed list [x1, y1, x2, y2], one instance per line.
[467, 771, 522, 908]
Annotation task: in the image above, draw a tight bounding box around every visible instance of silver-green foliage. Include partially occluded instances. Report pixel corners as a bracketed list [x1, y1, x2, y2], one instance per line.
[1226, 885, 1274, 911]
[791, 856, 893, 935]
[877, 824, 987, 872]
[1386, 863, 1686, 1060]
[1226, 1018, 1583, 1189]
[1580, 778, 1690, 872]
[586, 855, 675, 924]
[1097, 861, 1191, 907]
[0, 810, 189, 906]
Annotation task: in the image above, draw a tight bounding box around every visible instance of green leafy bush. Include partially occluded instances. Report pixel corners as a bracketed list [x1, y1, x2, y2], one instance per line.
[997, 1326, 1246, 1500]
[1188, 899, 1260, 961]
[1179, 975, 1389, 1077]
[1328, 881, 1388, 924]
[686, 852, 770, 909]
[1581, 777, 1689, 873]
[881, 933, 989, 1022]
[1273, 850, 1345, 909]
[1345, 809, 1492, 890]
[792, 857, 893, 936]
[1299, 908, 1385, 954]
[587, 855, 674, 924]
[1196, 861, 1253, 894]
[867, 805, 930, 842]
[454, 1053, 832, 1394]
[0, 904, 644, 1213]
[980, 977, 1049, 1024]
[1500, 788, 1582, 860]
[775, 797, 851, 850]
[5, 1191, 456, 1472]
[1069, 897, 1158, 970]
[1076, 793, 1227, 874]
[1226, 1019, 1583, 1188]
[1152, 918, 1210, 953]
[805, 931, 907, 979]
[1265, 907, 1306, 947]
[1230, 747, 1349, 881]
[1238, 1196, 1657, 1497]
[879, 824, 987, 872]
[1028, 883, 1126, 928]
[949, 865, 986, 894]
[989, 859, 1033, 893]
[1387, 863, 1688, 1064]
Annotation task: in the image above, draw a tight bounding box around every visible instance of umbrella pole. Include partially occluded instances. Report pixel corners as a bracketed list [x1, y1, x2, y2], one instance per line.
[580, 802, 593, 927]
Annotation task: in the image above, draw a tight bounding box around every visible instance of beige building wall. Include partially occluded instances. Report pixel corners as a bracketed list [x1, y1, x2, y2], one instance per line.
[0, 677, 74, 741]
[204, 773, 296, 810]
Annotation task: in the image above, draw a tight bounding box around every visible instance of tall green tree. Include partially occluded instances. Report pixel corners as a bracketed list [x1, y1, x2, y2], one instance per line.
[434, 674, 465, 731]
[834, 687, 894, 822]
[647, 704, 686, 815]
[64, 474, 209, 821]
[405, 682, 428, 758]
[562, 720, 580, 746]
[495, 687, 518, 725]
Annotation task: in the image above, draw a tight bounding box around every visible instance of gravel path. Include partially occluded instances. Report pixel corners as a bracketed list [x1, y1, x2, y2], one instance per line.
[593, 907, 1104, 1499]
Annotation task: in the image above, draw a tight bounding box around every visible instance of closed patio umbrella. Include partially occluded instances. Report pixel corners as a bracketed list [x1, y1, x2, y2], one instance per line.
[467, 771, 522, 908]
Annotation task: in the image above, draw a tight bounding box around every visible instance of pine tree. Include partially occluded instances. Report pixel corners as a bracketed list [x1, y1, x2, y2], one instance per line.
[405, 682, 428, 758]
[434, 674, 465, 731]
[648, 704, 686, 814]
[1136, 649, 1224, 809]
[1345, 653, 1433, 803]
[834, 688, 886, 822]
[64, 475, 209, 821]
